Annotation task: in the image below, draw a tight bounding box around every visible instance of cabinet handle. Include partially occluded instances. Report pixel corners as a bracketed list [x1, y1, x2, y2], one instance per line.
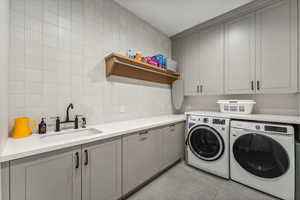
[84, 150, 89, 166]
[251, 81, 254, 90]
[140, 137, 147, 141]
[200, 85, 203, 93]
[139, 130, 148, 135]
[75, 152, 79, 169]
[139, 131, 148, 141]
[169, 124, 175, 131]
[197, 85, 199, 93]
[257, 80, 260, 90]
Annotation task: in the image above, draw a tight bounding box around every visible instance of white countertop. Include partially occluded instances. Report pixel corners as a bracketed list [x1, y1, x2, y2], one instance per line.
[185, 111, 300, 124]
[1, 114, 186, 162]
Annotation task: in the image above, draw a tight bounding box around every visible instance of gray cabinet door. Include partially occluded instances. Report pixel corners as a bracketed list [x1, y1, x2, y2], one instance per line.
[225, 14, 256, 94]
[162, 123, 185, 169]
[256, 0, 297, 94]
[10, 147, 81, 200]
[181, 32, 201, 96]
[82, 137, 122, 200]
[199, 24, 224, 95]
[176, 123, 186, 159]
[122, 129, 161, 194]
[1, 162, 9, 200]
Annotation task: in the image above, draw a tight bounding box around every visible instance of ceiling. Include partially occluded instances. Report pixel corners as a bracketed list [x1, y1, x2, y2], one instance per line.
[114, 0, 254, 37]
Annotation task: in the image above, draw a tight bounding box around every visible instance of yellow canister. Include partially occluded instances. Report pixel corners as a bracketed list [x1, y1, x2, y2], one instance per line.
[12, 117, 37, 139]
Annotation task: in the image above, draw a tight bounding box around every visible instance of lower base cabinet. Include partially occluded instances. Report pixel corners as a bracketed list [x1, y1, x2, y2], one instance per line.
[122, 129, 162, 195]
[10, 147, 82, 200]
[1, 162, 10, 200]
[162, 123, 185, 169]
[5, 122, 185, 200]
[82, 138, 122, 200]
[9, 138, 122, 200]
[123, 122, 185, 195]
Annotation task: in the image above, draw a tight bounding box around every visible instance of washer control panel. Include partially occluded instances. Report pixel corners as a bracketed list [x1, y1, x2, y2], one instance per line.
[189, 115, 228, 126]
[189, 116, 199, 122]
[213, 118, 226, 125]
[203, 118, 209, 123]
[255, 125, 261, 130]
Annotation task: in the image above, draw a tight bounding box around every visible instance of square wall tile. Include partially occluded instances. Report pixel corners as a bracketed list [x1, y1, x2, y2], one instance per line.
[8, 0, 173, 128]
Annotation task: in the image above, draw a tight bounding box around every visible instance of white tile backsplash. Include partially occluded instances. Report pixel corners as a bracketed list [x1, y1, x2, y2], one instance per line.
[9, 81, 26, 94]
[11, 0, 25, 13]
[0, 0, 10, 152]
[8, 0, 173, 132]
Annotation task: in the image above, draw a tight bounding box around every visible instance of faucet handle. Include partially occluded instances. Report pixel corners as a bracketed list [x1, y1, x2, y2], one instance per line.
[82, 117, 87, 128]
[74, 115, 82, 129]
[50, 116, 60, 132]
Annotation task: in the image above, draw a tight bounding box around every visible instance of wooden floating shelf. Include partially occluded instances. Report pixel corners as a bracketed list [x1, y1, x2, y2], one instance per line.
[105, 53, 180, 85]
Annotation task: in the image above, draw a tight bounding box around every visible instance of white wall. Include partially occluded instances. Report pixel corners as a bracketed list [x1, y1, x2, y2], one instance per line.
[8, 0, 173, 133]
[0, 0, 9, 198]
[0, 0, 9, 151]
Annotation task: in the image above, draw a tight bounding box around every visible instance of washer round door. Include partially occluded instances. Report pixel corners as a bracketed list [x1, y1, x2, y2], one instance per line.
[187, 125, 224, 161]
[233, 133, 289, 178]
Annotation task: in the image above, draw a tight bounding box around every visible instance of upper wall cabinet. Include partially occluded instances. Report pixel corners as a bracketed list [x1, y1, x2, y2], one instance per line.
[181, 32, 201, 96]
[224, 0, 297, 94]
[199, 24, 224, 95]
[174, 0, 298, 96]
[178, 24, 224, 96]
[225, 14, 256, 94]
[255, 0, 297, 94]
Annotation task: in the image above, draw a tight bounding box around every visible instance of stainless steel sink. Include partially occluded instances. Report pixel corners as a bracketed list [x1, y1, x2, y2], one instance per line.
[40, 128, 102, 140]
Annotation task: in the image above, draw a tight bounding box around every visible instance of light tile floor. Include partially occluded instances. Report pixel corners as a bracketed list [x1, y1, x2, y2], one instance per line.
[126, 162, 278, 200]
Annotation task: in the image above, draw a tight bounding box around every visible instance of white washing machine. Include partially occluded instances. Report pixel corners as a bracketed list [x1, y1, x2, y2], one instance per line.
[185, 115, 230, 179]
[230, 120, 295, 200]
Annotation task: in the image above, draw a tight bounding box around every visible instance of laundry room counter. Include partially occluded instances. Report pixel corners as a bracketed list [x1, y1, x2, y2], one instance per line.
[0, 114, 186, 162]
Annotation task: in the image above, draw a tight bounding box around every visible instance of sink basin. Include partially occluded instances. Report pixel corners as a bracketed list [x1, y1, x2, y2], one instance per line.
[40, 128, 102, 141]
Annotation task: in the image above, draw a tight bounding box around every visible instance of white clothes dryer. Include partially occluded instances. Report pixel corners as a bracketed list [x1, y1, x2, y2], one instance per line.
[230, 120, 295, 200]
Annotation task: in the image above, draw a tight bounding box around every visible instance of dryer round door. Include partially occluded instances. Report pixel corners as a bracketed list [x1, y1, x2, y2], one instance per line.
[187, 125, 224, 161]
[233, 133, 289, 178]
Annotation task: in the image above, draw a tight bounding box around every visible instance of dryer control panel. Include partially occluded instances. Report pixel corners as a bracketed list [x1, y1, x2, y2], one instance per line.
[264, 125, 288, 133]
[231, 120, 294, 135]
